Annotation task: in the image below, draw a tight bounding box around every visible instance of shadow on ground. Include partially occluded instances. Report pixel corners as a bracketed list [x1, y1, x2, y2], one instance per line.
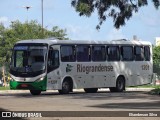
[1, 90, 160, 111]
[88, 101, 160, 110]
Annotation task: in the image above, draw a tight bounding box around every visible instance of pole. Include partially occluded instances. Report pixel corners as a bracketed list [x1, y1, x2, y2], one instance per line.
[42, 0, 44, 37]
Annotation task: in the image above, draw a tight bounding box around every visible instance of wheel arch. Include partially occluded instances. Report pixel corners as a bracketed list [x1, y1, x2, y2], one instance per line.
[117, 75, 126, 80]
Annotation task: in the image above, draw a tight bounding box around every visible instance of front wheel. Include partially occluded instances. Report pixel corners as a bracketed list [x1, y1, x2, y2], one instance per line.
[30, 90, 41, 95]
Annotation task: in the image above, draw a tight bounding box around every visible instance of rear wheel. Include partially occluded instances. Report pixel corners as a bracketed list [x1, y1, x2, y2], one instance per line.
[109, 76, 125, 92]
[30, 90, 41, 95]
[84, 88, 98, 93]
[116, 76, 125, 92]
[59, 80, 71, 94]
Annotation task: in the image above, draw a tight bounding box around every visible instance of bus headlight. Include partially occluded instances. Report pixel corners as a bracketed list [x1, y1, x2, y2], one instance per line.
[10, 77, 15, 81]
[40, 77, 44, 81]
[36, 76, 45, 82]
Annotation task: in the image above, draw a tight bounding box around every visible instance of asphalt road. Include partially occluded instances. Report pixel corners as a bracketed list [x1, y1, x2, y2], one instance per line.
[0, 89, 160, 120]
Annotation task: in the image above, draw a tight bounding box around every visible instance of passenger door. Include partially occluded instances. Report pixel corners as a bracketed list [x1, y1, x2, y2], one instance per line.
[47, 47, 60, 90]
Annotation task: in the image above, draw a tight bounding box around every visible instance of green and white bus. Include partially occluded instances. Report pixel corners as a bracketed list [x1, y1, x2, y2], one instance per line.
[9, 39, 153, 95]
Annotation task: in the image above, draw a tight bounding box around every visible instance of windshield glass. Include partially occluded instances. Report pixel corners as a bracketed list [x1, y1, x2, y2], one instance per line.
[10, 44, 48, 77]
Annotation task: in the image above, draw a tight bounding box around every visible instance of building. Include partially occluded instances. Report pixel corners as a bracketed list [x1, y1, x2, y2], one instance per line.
[155, 37, 160, 46]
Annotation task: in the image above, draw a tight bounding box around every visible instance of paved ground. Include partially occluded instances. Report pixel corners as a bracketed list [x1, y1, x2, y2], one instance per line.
[0, 88, 159, 120]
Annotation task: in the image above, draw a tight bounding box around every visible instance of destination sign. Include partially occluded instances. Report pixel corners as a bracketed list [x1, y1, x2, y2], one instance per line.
[14, 46, 28, 50]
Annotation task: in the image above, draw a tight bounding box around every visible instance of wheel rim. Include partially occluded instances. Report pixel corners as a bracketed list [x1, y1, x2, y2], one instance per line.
[63, 82, 69, 91]
[117, 79, 124, 90]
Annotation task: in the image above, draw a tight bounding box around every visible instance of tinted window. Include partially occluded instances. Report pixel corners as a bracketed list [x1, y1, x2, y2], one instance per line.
[48, 49, 59, 72]
[121, 46, 133, 61]
[144, 46, 150, 61]
[61, 46, 75, 62]
[134, 46, 144, 61]
[107, 46, 120, 61]
[92, 46, 106, 61]
[77, 46, 90, 62]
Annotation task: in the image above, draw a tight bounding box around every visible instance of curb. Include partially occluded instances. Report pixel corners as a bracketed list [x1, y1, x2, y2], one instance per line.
[0, 90, 30, 93]
[0, 88, 154, 94]
[126, 88, 154, 91]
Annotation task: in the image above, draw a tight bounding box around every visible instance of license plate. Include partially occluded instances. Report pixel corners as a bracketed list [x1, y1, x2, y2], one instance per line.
[21, 84, 28, 87]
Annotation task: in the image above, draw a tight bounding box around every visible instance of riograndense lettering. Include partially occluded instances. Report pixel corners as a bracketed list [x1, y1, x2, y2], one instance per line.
[77, 64, 113, 74]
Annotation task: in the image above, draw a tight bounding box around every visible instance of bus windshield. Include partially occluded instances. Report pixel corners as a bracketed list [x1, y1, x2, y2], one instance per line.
[10, 45, 48, 77]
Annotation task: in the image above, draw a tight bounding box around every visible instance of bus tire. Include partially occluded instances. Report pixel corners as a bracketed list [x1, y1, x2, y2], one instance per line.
[59, 80, 70, 94]
[116, 76, 125, 92]
[109, 76, 125, 92]
[30, 90, 41, 95]
[84, 88, 98, 93]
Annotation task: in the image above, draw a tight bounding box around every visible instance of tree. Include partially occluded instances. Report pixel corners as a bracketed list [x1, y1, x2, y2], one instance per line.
[0, 20, 68, 68]
[153, 46, 160, 76]
[71, 0, 160, 29]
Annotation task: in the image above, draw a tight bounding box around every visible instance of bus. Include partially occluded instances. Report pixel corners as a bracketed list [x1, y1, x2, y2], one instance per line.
[9, 39, 153, 95]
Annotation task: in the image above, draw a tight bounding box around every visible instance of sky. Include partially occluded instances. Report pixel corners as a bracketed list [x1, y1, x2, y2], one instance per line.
[0, 0, 160, 44]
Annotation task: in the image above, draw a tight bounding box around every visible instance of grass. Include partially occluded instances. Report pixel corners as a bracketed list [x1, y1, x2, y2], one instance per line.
[129, 84, 160, 95]
[129, 84, 159, 88]
[149, 86, 160, 95]
[0, 86, 10, 90]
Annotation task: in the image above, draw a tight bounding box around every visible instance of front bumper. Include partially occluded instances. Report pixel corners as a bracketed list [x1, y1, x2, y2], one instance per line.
[10, 77, 47, 91]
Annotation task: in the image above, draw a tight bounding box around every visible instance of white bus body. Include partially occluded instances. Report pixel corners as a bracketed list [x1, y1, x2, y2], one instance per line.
[9, 39, 153, 95]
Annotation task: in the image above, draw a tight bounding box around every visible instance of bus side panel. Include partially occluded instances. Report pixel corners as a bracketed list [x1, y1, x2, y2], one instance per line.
[60, 62, 117, 89]
[124, 61, 152, 87]
[47, 69, 62, 90]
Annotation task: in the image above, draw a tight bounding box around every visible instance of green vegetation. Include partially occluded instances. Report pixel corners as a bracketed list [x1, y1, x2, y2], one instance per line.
[129, 85, 160, 95]
[153, 46, 160, 78]
[129, 84, 160, 95]
[129, 84, 158, 88]
[71, 0, 160, 29]
[0, 86, 10, 90]
[149, 86, 160, 95]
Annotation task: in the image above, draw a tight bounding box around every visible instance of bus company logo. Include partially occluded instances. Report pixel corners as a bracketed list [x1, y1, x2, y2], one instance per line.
[2, 112, 11, 117]
[66, 64, 73, 72]
[1, 112, 42, 118]
[77, 64, 113, 74]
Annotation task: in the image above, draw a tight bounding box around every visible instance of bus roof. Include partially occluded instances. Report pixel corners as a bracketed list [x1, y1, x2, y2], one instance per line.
[16, 39, 152, 46]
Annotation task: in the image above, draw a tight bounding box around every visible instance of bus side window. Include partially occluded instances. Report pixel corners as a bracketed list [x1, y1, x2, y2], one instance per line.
[92, 46, 106, 61]
[134, 46, 144, 61]
[107, 46, 120, 61]
[47, 49, 59, 73]
[61, 45, 75, 62]
[144, 46, 150, 61]
[121, 46, 133, 61]
[76, 45, 90, 62]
